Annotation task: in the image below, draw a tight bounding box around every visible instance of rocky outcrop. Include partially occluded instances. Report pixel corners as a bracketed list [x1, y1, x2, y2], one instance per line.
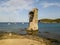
[0, 32, 52, 45]
[27, 8, 38, 32]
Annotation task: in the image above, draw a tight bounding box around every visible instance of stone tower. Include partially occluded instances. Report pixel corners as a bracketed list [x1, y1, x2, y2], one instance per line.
[27, 8, 38, 34]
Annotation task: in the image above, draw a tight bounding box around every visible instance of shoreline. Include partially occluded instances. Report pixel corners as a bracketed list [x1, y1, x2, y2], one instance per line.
[0, 32, 51, 45]
[39, 32, 60, 45]
[0, 31, 60, 45]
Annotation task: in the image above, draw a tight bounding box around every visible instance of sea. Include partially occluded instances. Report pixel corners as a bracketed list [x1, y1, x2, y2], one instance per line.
[0, 22, 60, 40]
[0, 22, 60, 45]
[0, 22, 60, 33]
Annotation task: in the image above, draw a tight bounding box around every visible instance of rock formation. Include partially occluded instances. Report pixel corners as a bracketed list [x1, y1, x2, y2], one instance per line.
[27, 8, 38, 34]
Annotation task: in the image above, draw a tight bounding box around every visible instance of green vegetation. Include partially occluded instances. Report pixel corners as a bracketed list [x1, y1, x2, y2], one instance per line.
[38, 18, 60, 23]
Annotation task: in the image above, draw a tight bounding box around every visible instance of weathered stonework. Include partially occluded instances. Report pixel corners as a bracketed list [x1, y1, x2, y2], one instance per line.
[27, 8, 38, 34]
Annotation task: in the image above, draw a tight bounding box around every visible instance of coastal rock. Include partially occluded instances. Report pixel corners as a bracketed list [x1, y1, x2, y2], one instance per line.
[0, 32, 52, 45]
[27, 8, 38, 31]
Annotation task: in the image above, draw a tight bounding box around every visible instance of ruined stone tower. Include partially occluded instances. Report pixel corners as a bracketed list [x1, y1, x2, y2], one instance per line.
[27, 8, 38, 34]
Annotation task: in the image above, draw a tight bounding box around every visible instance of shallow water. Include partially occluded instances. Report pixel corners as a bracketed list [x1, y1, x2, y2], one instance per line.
[0, 22, 60, 34]
[0, 22, 60, 45]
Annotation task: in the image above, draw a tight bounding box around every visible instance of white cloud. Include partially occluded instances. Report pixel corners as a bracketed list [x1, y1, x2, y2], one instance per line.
[0, 0, 35, 16]
[0, 0, 34, 22]
[40, 2, 60, 8]
[0, 0, 34, 11]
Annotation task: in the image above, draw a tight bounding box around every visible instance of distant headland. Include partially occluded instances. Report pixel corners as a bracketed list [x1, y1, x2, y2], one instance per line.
[38, 18, 60, 23]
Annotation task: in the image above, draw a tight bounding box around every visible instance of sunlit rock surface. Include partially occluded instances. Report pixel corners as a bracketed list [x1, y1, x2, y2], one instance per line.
[0, 32, 52, 45]
[27, 8, 38, 31]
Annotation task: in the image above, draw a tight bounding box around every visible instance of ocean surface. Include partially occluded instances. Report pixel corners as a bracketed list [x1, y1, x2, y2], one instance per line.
[0, 22, 60, 34]
[0, 22, 60, 45]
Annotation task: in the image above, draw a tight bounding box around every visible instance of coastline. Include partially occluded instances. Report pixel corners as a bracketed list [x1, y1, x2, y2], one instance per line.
[0, 32, 51, 45]
[0, 31, 60, 45]
[39, 32, 60, 45]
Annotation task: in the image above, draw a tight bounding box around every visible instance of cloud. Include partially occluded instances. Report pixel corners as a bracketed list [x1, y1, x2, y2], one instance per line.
[0, 0, 9, 4]
[40, 2, 60, 8]
[0, 0, 34, 11]
[0, 0, 35, 14]
[0, 0, 35, 22]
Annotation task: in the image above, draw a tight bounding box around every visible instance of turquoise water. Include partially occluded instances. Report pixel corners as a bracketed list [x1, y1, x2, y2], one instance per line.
[0, 22, 60, 34]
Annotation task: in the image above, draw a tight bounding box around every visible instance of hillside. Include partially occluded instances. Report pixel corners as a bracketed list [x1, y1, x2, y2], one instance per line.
[38, 18, 60, 23]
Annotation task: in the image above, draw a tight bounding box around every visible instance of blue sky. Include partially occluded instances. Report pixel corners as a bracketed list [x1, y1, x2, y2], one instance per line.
[0, 0, 60, 22]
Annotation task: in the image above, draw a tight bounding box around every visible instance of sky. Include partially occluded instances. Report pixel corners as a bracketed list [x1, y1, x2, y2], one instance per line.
[0, 0, 60, 22]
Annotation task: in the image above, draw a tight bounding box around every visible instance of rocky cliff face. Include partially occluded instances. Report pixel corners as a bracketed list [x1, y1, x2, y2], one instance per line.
[27, 8, 38, 31]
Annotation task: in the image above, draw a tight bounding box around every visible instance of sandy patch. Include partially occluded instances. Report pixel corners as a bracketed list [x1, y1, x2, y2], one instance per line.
[0, 38, 46, 45]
